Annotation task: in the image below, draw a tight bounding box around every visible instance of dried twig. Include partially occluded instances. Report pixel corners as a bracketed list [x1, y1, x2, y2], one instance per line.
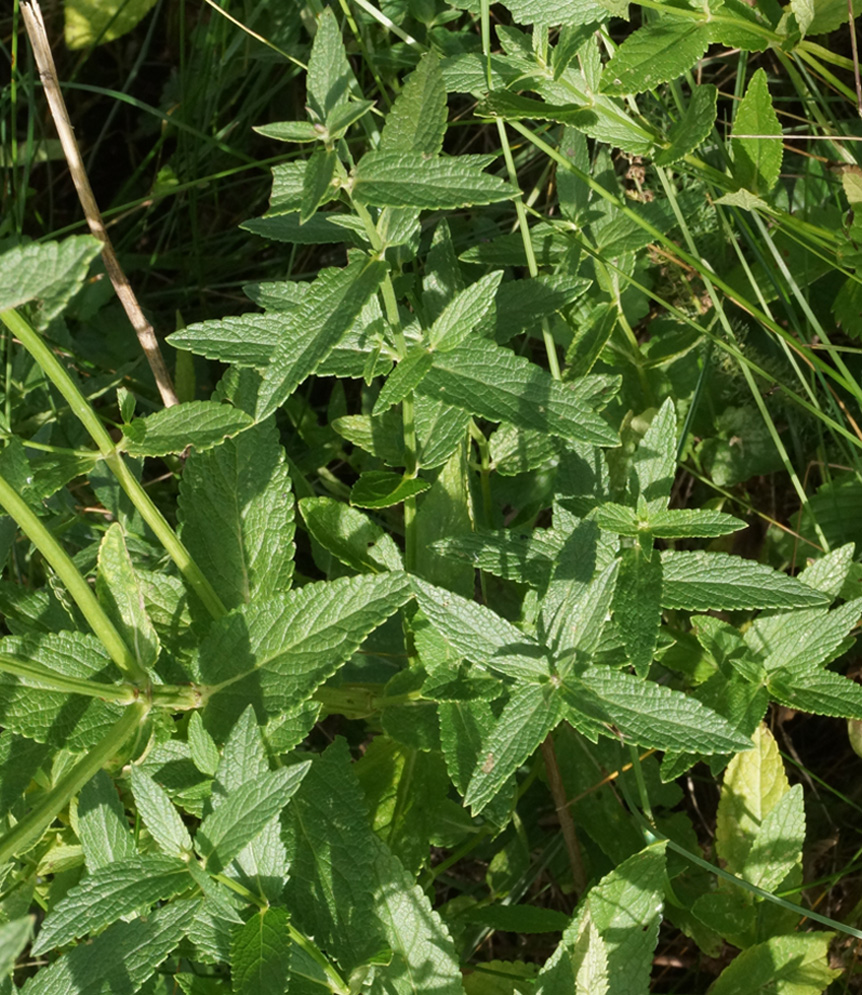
[541, 734, 587, 896]
[19, 0, 179, 408]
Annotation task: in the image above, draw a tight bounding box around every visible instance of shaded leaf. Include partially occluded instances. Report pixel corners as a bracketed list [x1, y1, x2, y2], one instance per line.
[120, 401, 252, 457]
[354, 152, 513, 209]
[178, 418, 295, 610]
[660, 551, 828, 610]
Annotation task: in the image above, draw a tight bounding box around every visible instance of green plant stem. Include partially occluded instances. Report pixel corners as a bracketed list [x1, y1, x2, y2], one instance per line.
[507, 123, 862, 405]
[0, 307, 226, 620]
[0, 651, 138, 702]
[0, 470, 148, 683]
[640, 821, 862, 942]
[479, 0, 560, 380]
[0, 701, 148, 866]
[348, 198, 419, 569]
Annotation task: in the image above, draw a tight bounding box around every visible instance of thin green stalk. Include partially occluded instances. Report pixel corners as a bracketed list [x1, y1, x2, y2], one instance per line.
[628, 744, 654, 824]
[507, 121, 861, 401]
[529, 206, 862, 453]
[479, 0, 560, 380]
[348, 196, 420, 569]
[0, 470, 148, 682]
[641, 823, 862, 942]
[0, 307, 226, 620]
[0, 701, 148, 866]
[652, 165, 830, 549]
[0, 651, 138, 702]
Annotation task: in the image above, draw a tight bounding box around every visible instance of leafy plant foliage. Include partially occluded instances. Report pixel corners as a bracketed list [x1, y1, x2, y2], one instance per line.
[1, 0, 861, 991]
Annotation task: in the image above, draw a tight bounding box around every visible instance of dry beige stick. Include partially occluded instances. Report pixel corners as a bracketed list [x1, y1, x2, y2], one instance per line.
[20, 0, 179, 408]
[541, 734, 587, 897]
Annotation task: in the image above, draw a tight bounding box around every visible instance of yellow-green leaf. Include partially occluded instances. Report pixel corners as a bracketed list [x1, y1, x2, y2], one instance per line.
[64, 0, 159, 50]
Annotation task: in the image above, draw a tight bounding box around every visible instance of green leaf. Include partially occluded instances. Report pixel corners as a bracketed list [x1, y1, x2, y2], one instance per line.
[418, 340, 618, 446]
[0, 917, 32, 977]
[199, 572, 411, 739]
[253, 120, 321, 143]
[505, 0, 614, 25]
[333, 411, 405, 465]
[325, 99, 375, 138]
[205, 707, 290, 903]
[756, 598, 861, 672]
[479, 91, 592, 125]
[716, 724, 788, 876]
[77, 769, 136, 871]
[196, 763, 310, 874]
[96, 523, 159, 671]
[805, 0, 861, 34]
[423, 220, 463, 324]
[412, 577, 551, 682]
[709, 932, 840, 995]
[356, 736, 450, 875]
[438, 698, 506, 805]
[465, 683, 561, 814]
[488, 422, 562, 477]
[373, 348, 434, 414]
[130, 766, 193, 858]
[212, 705, 268, 794]
[241, 212, 364, 246]
[368, 834, 466, 995]
[299, 496, 403, 573]
[0, 632, 123, 750]
[23, 898, 195, 995]
[551, 559, 620, 675]
[614, 546, 661, 678]
[743, 782, 805, 891]
[300, 147, 338, 223]
[482, 273, 591, 345]
[544, 96, 655, 156]
[353, 152, 513, 209]
[413, 446, 475, 598]
[120, 401, 253, 457]
[64, 0, 157, 48]
[631, 398, 676, 514]
[430, 271, 504, 351]
[167, 314, 282, 367]
[768, 665, 862, 720]
[0, 733, 49, 822]
[832, 276, 862, 337]
[431, 529, 561, 588]
[601, 20, 712, 96]
[463, 904, 570, 933]
[655, 84, 718, 166]
[351, 471, 431, 509]
[231, 908, 291, 995]
[415, 395, 472, 469]
[593, 503, 642, 535]
[731, 68, 782, 195]
[306, 7, 354, 121]
[0, 237, 101, 327]
[32, 855, 191, 954]
[660, 551, 829, 610]
[570, 915, 609, 995]
[178, 418, 295, 610]
[567, 668, 753, 754]
[536, 843, 667, 994]
[254, 257, 386, 420]
[380, 51, 447, 156]
[645, 508, 748, 539]
[541, 520, 614, 645]
[282, 740, 388, 971]
[187, 711, 220, 777]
